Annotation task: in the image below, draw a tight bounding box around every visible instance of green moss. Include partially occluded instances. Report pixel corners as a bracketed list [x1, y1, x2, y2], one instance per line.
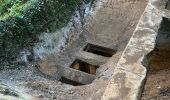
[0, 0, 80, 61]
[0, 0, 31, 20]
[0, 0, 94, 62]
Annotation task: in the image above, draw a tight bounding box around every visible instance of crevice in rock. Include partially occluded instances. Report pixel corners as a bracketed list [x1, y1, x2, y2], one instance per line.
[59, 77, 83, 86]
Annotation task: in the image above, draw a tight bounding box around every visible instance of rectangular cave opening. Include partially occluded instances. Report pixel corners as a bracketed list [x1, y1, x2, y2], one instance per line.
[70, 60, 99, 75]
[59, 77, 83, 86]
[83, 43, 116, 57]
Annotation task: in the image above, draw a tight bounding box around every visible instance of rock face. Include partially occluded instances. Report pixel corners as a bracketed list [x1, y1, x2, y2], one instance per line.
[141, 5, 170, 99]
[102, 0, 166, 100]
[33, 2, 94, 60]
[35, 0, 149, 99]
[0, 0, 169, 100]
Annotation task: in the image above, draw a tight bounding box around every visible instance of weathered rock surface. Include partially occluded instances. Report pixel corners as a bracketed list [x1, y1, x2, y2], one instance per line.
[0, 0, 169, 100]
[102, 0, 166, 100]
[0, 82, 33, 100]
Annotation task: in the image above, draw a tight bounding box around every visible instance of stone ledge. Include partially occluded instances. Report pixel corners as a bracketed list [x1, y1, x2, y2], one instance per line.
[102, 68, 145, 100]
[117, 45, 147, 76]
[76, 51, 109, 66]
[161, 9, 170, 18]
[58, 66, 95, 84]
[102, 0, 165, 100]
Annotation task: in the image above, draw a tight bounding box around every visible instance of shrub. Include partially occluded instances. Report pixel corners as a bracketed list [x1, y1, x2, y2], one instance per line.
[0, 0, 94, 61]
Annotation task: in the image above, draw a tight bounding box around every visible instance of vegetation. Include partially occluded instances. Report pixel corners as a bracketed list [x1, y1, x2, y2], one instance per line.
[0, 0, 91, 61]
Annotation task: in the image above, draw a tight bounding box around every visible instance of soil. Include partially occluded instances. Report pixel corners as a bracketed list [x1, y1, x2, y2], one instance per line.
[142, 15, 170, 100]
[142, 69, 170, 100]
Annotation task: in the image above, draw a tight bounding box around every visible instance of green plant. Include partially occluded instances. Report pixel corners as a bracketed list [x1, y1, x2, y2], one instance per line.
[0, 0, 94, 62]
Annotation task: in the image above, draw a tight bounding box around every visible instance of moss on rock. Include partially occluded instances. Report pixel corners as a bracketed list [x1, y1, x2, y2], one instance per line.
[0, 0, 89, 61]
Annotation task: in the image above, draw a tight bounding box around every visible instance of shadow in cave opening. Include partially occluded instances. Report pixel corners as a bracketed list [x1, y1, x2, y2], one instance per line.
[146, 17, 170, 71]
[141, 17, 170, 99]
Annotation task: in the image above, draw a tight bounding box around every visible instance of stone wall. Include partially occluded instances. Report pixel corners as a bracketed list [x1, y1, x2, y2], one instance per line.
[102, 0, 166, 99]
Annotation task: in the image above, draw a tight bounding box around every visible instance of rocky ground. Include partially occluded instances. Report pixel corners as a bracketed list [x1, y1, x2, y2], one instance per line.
[2, 0, 170, 100]
[142, 69, 170, 100]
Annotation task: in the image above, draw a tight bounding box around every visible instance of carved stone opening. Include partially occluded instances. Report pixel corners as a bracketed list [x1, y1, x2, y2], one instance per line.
[83, 43, 116, 57]
[71, 60, 99, 75]
[59, 77, 83, 86]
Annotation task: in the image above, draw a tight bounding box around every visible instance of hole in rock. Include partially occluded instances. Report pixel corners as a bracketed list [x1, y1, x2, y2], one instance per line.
[71, 60, 99, 75]
[83, 43, 116, 57]
[59, 77, 83, 86]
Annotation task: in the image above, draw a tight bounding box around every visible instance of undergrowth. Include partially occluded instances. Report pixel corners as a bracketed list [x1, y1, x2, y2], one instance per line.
[0, 0, 93, 62]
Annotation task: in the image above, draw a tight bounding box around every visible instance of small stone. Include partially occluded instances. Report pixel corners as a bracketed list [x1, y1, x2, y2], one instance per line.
[38, 94, 43, 98]
[69, 90, 74, 94]
[49, 91, 55, 94]
[52, 96, 57, 99]
[157, 86, 161, 89]
[163, 96, 168, 99]
[58, 82, 62, 85]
